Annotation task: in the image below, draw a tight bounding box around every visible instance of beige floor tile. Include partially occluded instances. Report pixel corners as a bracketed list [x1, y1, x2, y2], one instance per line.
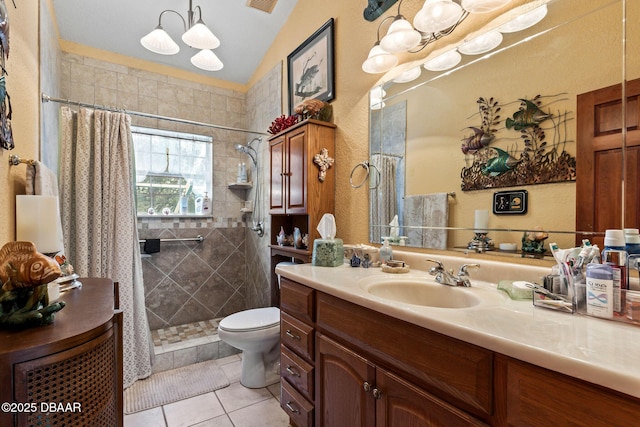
[267, 382, 281, 401]
[215, 381, 272, 413]
[124, 407, 166, 427]
[163, 392, 225, 427]
[227, 398, 290, 427]
[220, 359, 242, 384]
[189, 414, 235, 427]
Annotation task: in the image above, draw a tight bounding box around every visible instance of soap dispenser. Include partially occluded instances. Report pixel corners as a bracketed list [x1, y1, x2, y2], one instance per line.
[379, 237, 393, 264]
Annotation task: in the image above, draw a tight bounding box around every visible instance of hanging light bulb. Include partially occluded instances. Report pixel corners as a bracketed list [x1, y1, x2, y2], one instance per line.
[380, 16, 422, 53]
[362, 42, 399, 74]
[413, 0, 464, 34]
[191, 49, 224, 71]
[140, 26, 180, 55]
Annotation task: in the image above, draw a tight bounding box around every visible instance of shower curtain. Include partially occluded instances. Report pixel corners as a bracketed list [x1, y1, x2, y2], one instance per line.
[369, 154, 398, 243]
[58, 107, 153, 388]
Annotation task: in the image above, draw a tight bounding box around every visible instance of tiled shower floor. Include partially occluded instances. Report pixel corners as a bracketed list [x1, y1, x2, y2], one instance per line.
[151, 319, 220, 347]
[150, 319, 239, 373]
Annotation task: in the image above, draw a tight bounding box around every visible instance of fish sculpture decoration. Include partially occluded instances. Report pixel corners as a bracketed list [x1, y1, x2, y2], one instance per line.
[0, 241, 65, 328]
[482, 147, 521, 176]
[505, 99, 551, 131]
[461, 126, 494, 154]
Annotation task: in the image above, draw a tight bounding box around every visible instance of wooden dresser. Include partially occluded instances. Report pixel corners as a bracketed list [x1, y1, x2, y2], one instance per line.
[0, 278, 123, 427]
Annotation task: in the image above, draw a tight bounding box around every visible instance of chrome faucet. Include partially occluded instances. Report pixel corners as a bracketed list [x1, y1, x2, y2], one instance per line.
[425, 259, 480, 287]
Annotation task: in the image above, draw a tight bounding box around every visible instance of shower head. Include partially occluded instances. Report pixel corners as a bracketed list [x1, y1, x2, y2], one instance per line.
[234, 143, 257, 166]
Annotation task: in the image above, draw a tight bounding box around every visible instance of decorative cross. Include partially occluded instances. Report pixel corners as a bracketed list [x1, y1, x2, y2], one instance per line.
[313, 147, 334, 182]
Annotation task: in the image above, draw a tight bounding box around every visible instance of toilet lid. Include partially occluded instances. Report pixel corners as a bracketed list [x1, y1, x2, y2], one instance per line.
[219, 307, 280, 332]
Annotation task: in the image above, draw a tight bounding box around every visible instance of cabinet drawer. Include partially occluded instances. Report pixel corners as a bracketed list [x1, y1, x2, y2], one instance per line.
[281, 312, 314, 362]
[280, 278, 315, 324]
[281, 379, 314, 427]
[281, 344, 314, 401]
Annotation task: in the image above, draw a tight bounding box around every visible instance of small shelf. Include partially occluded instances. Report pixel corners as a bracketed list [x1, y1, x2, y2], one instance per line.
[228, 182, 253, 190]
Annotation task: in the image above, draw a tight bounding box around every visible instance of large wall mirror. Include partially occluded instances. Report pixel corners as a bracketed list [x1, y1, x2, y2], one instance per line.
[369, 0, 638, 258]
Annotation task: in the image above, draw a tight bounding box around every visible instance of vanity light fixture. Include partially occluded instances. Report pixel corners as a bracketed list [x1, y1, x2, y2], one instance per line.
[497, 4, 548, 33]
[423, 49, 462, 71]
[362, 0, 516, 74]
[140, 0, 223, 71]
[393, 66, 422, 83]
[458, 30, 504, 55]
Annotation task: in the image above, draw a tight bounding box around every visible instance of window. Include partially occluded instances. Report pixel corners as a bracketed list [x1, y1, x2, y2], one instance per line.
[132, 126, 212, 216]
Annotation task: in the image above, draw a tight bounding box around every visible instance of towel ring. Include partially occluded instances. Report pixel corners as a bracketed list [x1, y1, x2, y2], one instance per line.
[350, 161, 381, 190]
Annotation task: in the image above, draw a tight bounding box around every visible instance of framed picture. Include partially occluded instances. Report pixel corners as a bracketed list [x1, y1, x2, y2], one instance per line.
[287, 18, 335, 115]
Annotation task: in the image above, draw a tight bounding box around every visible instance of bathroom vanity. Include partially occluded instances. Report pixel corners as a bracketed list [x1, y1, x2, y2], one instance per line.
[277, 256, 640, 427]
[0, 278, 123, 427]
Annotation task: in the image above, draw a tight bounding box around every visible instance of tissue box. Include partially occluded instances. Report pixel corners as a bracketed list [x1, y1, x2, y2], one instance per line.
[312, 239, 344, 267]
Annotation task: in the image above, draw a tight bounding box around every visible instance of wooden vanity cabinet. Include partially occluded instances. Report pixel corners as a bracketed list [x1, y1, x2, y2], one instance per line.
[280, 278, 316, 427]
[269, 119, 336, 306]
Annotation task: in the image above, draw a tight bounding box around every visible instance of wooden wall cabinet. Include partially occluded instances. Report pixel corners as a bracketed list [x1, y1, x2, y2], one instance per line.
[0, 278, 123, 427]
[280, 277, 640, 427]
[269, 119, 336, 306]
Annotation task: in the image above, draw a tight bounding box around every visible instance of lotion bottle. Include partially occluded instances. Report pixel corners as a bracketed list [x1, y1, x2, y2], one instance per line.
[602, 229, 628, 314]
[202, 192, 211, 215]
[379, 237, 393, 264]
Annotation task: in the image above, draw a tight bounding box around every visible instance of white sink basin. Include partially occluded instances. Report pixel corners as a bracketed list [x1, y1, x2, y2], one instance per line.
[360, 277, 486, 309]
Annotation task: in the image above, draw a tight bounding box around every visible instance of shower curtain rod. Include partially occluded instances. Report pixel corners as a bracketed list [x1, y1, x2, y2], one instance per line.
[41, 93, 269, 136]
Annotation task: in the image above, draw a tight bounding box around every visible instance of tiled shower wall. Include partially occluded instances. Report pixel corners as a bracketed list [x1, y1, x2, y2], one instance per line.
[60, 53, 278, 329]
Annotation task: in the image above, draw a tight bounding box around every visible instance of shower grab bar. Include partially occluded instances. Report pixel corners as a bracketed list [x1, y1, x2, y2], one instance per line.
[139, 235, 204, 243]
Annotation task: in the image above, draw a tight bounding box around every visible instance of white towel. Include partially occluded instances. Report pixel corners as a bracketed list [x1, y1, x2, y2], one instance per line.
[403, 193, 449, 249]
[25, 161, 59, 197]
[24, 161, 66, 256]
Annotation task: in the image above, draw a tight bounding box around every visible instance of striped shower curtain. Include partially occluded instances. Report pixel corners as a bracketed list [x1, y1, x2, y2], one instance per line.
[58, 107, 153, 388]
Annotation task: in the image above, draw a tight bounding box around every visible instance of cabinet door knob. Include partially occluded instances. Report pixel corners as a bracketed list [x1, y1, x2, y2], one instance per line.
[286, 365, 300, 377]
[285, 401, 300, 414]
[372, 388, 383, 399]
[285, 330, 301, 340]
[282, 171, 292, 176]
[363, 381, 372, 392]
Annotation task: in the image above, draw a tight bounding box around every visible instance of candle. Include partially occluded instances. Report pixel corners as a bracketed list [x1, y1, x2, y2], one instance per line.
[16, 195, 64, 254]
[474, 209, 489, 233]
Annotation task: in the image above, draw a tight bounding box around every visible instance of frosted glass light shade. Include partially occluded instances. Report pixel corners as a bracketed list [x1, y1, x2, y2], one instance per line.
[393, 67, 422, 83]
[16, 195, 65, 254]
[362, 44, 398, 74]
[461, 0, 512, 14]
[141, 27, 180, 55]
[191, 49, 224, 71]
[380, 18, 421, 53]
[498, 5, 548, 33]
[182, 20, 220, 49]
[413, 0, 464, 34]
[370, 87, 386, 110]
[423, 49, 461, 71]
[458, 30, 503, 55]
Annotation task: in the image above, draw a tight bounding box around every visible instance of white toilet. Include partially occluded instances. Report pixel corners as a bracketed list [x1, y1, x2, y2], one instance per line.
[218, 262, 295, 388]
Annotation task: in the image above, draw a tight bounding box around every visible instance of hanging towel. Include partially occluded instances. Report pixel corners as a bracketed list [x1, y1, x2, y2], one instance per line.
[25, 161, 59, 197]
[24, 161, 66, 256]
[403, 193, 449, 249]
[143, 239, 161, 254]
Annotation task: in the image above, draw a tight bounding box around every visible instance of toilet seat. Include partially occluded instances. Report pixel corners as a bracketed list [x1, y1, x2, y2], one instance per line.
[219, 307, 280, 332]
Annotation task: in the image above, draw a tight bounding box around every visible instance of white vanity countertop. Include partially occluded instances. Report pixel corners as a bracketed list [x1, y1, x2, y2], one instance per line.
[276, 256, 640, 399]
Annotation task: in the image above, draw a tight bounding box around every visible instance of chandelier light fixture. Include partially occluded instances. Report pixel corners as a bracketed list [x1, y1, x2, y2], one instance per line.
[140, 0, 223, 72]
[362, 0, 534, 75]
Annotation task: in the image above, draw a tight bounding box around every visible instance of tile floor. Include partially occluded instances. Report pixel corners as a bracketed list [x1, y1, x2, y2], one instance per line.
[124, 354, 292, 427]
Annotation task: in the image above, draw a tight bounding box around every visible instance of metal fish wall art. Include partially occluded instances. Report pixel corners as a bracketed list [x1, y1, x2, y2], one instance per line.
[505, 99, 552, 131]
[461, 126, 494, 154]
[482, 147, 521, 176]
